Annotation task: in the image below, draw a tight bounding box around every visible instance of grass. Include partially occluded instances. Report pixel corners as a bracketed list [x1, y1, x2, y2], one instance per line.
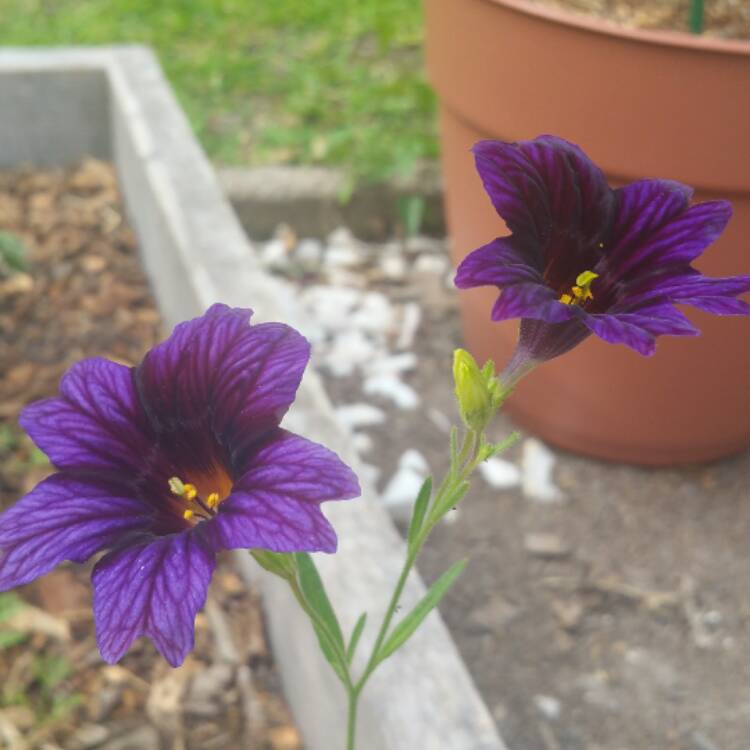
[0, 0, 438, 183]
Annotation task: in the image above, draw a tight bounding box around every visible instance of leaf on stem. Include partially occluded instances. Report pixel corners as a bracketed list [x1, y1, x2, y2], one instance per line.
[376, 559, 467, 663]
[295, 552, 345, 649]
[346, 612, 368, 664]
[407, 476, 432, 552]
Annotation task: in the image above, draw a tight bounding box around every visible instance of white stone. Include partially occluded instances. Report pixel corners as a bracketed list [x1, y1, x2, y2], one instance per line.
[299, 285, 361, 331]
[427, 408, 452, 434]
[478, 458, 521, 489]
[323, 329, 378, 377]
[325, 245, 363, 269]
[327, 226, 355, 247]
[400, 448, 429, 474]
[380, 252, 408, 281]
[521, 437, 566, 504]
[381, 466, 426, 523]
[396, 302, 422, 349]
[413, 254, 449, 275]
[353, 432, 374, 454]
[358, 462, 381, 488]
[295, 238, 323, 271]
[334, 403, 386, 430]
[260, 237, 288, 268]
[404, 235, 445, 255]
[533, 695, 561, 721]
[351, 291, 394, 334]
[363, 374, 420, 410]
[364, 352, 417, 377]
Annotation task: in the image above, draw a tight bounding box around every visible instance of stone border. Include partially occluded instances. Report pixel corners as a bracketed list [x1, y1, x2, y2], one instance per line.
[218, 163, 445, 242]
[0, 47, 506, 750]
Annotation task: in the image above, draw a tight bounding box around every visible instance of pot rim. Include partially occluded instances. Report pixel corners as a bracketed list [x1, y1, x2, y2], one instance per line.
[484, 0, 750, 55]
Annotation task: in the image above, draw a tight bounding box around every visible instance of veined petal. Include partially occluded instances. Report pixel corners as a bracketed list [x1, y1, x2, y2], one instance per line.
[491, 283, 575, 323]
[581, 304, 699, 356]
[213, 431, 360, 554]
[605, 180, 693, 277]
[19, 358, 151, 476]
[455, 236, 543, 289]
[135, 304, 311, 471]
[0, 474, 154, 591]
[93, 529, 215, 667]
[473, 137, 613, 245]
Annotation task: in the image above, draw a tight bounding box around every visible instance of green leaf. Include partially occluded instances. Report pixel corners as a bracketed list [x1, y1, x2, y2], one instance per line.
[294, 553, 345, 652]
[407, 476, 432, 552]
[0, 231, 27, 274]
[377, 559, 467, 663]
[346, 612, 367, 664]
[0, 630, 26, 649]
[250, 549, 298, 580]
[0, 592, 24, 623]
[399, 194, 425, 237]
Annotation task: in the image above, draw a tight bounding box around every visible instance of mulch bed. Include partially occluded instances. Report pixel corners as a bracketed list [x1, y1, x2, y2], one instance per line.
[0, 161, 301, 750]
[531, 0, 750, 38]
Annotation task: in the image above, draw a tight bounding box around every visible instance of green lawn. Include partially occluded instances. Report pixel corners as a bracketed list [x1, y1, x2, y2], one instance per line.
[1, 0, 438, 183]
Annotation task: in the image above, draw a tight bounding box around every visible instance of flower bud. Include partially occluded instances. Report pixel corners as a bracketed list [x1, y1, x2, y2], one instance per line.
[453, 349, 497, 431]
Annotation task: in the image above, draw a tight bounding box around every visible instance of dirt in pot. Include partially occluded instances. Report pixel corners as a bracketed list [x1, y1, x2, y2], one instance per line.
[529, 0, 750, 39]
[0, 161, 302, 750]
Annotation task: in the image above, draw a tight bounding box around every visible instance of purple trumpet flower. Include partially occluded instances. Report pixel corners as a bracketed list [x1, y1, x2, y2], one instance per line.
[455, 136, 750, 384]
[0, 304, 359, 667]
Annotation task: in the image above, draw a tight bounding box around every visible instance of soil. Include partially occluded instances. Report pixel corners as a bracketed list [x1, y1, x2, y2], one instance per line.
[270, 232, 750, 750]
[529, 0, 750, 39]
[0, 161, 301, 750]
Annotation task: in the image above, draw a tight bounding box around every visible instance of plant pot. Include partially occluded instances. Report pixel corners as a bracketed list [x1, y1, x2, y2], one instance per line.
[424, 0, 750, 465]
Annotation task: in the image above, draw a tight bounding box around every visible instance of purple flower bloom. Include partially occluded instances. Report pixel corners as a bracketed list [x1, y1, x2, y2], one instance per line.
[0, 304, 359, 667]
[455, 136, 750, 383]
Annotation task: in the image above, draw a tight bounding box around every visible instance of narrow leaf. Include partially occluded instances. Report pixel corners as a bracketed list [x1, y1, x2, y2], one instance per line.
[407, 476, 432, 552]
[377, 559, 467, 663]
[346, 612, 367, 664]
[310, 620, 348, 683]
[295, 553, 345, 650]
[436, 479, 470, 518]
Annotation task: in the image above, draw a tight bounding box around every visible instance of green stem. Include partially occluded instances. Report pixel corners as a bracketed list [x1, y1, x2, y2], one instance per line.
[346, 687, 361, 750]
[689, 0, 704, 33]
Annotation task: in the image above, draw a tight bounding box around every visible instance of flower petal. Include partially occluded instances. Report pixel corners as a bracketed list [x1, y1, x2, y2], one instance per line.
[473, 137, 613, 244]
[455, 236, 543, 289]
[0, 474, 154, 591]
[581, 304, 700, 356]
[19, 358, 151, 476]
[135, 304, 311, 472]
[92, 529, 215, 667]
[213, 430, 359, 554]
[491, 283, 575, 323]
[604, 180, 695, 278]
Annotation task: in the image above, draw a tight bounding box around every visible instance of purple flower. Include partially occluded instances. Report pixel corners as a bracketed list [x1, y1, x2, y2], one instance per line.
[0, 304, 359, 667]
[455, 136, 750, 383]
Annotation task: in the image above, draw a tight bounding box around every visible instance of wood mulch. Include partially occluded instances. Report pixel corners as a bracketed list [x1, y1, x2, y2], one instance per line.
[0, 160, 301, 750]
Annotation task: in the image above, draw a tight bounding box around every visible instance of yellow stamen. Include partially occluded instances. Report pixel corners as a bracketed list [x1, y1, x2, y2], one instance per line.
[183, 509, 194, 521]
[183, 484, 197, 501]
[206, 492, 220, 510]
[168, 477, 185, 496]
[559, 270, 599, 306]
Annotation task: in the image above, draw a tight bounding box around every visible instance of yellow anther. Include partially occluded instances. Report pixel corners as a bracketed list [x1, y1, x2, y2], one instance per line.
[183, 484, 197, 501]
[183, 509, 195, 521]
[559, 270, 598, 306]
[206, 492, 220, 509]
[168, 477, 185, 496]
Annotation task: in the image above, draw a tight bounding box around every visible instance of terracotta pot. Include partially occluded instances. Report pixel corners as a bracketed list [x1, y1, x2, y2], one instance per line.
[424, 0, 750, 465]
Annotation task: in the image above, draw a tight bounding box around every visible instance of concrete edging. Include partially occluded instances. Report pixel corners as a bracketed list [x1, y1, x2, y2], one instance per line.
[218, 163, 445, 242]
[0, 46, 506, 750]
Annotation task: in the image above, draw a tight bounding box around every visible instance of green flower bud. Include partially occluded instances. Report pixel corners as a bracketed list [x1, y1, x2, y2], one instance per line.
[453, 349, 496, 431]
